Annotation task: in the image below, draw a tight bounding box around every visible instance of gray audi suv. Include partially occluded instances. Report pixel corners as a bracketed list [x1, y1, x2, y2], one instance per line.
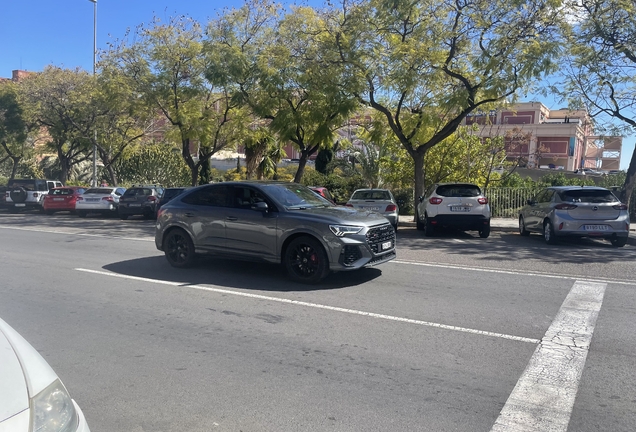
[155, 181, 397, 283]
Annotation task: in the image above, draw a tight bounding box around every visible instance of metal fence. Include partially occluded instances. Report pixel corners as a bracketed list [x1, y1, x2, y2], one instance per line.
[485, 188, 539, 219]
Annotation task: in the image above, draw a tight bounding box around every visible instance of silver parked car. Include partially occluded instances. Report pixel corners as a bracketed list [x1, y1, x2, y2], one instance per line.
[75, 187, 126, 218]
[155, 181, 397, 284]
[346, 189, 399, 231]
[518, 186, 630, 247]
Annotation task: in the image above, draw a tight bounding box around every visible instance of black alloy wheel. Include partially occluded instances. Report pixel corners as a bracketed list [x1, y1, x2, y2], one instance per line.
[165, 229, 197, 268]
[479, 224, 491, 238]
[284, 236, 329, 284]
[611, 236, 627, 247]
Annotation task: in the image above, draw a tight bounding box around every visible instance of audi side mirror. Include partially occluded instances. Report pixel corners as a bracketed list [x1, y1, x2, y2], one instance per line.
[251, 201, 269, 211]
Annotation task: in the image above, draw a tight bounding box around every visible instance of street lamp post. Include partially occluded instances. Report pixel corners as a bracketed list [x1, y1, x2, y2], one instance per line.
[89, 0, 97, 187]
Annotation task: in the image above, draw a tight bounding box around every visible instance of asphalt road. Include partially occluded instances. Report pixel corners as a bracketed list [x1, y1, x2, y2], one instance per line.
[0, 212, 634, 432]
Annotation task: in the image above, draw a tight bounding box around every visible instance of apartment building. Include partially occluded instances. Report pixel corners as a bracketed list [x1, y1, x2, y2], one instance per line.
[465, 102, 622, 172]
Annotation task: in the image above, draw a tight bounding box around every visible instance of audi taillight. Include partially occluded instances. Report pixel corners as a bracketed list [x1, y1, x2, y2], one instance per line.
[555, 204, 577, 210]
[385, 204, 397, 212]
[478, 197, 488, 205]
[429, 197, 443, 205]
[613, 204, 628, 210]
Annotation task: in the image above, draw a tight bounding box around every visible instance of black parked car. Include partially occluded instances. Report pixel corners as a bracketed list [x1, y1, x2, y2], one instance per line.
[156, 187, 189, 214]
[118, 185, 164, 220]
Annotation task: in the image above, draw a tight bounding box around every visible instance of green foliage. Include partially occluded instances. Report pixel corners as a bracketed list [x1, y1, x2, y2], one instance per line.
[301, 167, 367, 204]
[392, 189, 414, 215]
[113, 142, 190, 186]
[536, 173, 595, 187]
[315, 148, 333, 174]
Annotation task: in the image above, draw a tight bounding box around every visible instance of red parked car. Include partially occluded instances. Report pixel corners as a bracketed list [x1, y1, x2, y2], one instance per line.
[43, 186, 86, 215]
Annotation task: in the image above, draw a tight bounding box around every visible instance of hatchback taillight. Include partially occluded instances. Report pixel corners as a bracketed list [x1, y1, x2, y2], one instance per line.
[478, 197, 488, 205]
[555, 204, 578, 210]
[613, 204, 628, 210]
[385, 204, 397, 212]
[429, 197, 443, 205]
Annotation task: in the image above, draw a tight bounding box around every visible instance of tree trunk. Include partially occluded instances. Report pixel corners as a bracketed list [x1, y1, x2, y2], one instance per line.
[413, 149, 426, 216]
[10, 157, 20, 179]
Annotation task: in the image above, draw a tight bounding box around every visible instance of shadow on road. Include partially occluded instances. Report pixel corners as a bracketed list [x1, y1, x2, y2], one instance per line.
[103, 255, 384, 292]
[395, 227, 636, 265]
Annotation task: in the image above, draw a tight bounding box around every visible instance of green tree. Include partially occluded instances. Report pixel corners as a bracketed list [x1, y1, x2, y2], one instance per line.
[207, 1, 359, 183]
[18, 67, 94, 184]
[0, 82, 29, 179]
[558, 0, 636, 205]
[326, 0, 564, 208]
[105, 15, 245, 186]
[113, 142, 190, 186]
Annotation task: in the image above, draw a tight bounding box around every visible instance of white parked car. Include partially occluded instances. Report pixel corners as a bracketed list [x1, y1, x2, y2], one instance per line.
[75, 187, 126, 218]
[0, 317, 90, 432]
[416, 182, 491, 238]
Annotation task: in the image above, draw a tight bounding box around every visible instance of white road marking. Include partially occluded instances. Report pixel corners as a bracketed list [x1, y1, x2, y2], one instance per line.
[0, 225, 153, 242]
[491, 280, 606, 432]
[393, 259, 636, 286]
[75, 268, 540, 344]
[452, 239, 465, 243]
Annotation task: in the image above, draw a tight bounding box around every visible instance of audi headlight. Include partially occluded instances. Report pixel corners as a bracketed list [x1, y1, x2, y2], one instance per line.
[329, 225, 363, 237]
[32, 379, 79, 432]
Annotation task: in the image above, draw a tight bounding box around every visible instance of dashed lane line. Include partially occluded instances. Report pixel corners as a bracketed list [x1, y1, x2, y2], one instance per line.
[75, 268, 540, 344]
[0, 225, 154, 242]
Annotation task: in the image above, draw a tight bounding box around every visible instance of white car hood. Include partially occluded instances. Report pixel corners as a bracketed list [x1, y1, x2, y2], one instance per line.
[0, 319, 58, 422]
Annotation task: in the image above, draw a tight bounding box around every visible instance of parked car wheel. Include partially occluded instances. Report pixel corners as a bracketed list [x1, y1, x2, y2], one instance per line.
[77, 210, 87, 218]
[479, 224, 490, 238]
[611, 237, 627, 247]
[519, 216, 530, 236]
[424, 214, 435, 237]
[544, 220, 558, 245]
[164, 228, 197, 268]
[45, 210, 55, 215]
[415, 210, 425, 231]
[284, 236, 330, 284]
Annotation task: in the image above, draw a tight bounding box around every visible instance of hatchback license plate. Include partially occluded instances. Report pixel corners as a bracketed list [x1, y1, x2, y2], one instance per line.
[130, 203, 141, 207]
[54, 198, 64, 201]
[365, 206, 380, 211]
[450, 206, 470, 212]
[381, 241, 392, 251]
[584, 225, 609, 231]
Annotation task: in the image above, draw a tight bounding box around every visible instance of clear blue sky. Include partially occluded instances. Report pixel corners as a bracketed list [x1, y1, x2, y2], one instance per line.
[1, 0, 633, 170]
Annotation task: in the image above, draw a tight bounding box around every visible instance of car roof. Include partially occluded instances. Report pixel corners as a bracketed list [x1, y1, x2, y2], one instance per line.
[546, 186, 610, 191]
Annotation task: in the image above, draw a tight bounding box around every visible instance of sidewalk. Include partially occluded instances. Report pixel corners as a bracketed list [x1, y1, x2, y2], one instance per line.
[398, 215, 636, 243]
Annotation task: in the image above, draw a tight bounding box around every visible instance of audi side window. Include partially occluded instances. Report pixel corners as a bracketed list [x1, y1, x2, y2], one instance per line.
[182, 186, 230, 207]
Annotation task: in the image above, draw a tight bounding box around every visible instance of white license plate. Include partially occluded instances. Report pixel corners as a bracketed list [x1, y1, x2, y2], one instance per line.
[15, 203, 25, 207]
[450, 206, 470, 212]
[583, 225, 609, 231]
[381, 241, 392, 251]
[364, 206, 380, 211]
[53, 198, 64, 201]
[87, 198, 99, 202]
[130, 203, 141, 207]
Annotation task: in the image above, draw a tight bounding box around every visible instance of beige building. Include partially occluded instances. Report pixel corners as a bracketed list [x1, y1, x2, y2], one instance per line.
[465, 102, 622, 172]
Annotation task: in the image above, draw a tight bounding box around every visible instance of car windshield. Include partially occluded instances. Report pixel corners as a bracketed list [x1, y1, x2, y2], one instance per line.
[9, 180, 36, 191]
[559, 189, 617, 203]
[262, 183, 332, 209]
[351, 190, 391, 200]
[436, 185, 481, 197]
[48, 188, 75, 196]
[124, 188, 151, 197]
[84, 188, 113, 195]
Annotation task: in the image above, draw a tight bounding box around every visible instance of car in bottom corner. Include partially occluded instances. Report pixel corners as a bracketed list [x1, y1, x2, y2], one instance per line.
[416, 183, 491, 238]
[75, 187, 126, 218]
[518, 186, 630, 247]
[0, 317, 90, 432]
[155, 181, 396, 284]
